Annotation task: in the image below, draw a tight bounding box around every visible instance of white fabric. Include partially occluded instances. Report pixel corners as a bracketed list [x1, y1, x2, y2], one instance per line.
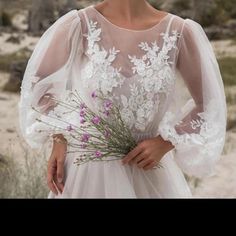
[19, 5, 227, 198]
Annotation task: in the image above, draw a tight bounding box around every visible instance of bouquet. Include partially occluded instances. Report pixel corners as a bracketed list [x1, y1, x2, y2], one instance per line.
[34, 89, 162, 168]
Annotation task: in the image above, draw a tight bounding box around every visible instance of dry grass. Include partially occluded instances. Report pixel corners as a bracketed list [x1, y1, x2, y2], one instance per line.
[0, 142, 48, 198]
[0, 47, 30, 72]
[218, 57, 236, 86]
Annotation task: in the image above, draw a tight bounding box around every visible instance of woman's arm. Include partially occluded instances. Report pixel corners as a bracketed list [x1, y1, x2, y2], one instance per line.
[47, 134, 67, 195]
[158, 19, 227, 178]
[19, 10, 83, 194]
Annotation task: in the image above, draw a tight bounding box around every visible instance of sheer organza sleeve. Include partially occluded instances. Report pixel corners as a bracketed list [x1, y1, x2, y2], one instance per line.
[19, 10, 83, 149]
[158, 19, 227, 178]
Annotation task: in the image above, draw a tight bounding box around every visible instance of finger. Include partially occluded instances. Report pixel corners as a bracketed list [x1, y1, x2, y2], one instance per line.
[51, 158, 65, 194]
[47, 160, 58, 195]
[57, 158, 65, 184]
[133, 153, 146, 164]
[54, 175, 64, 194]
[143, 161, 157, 170]
[47, 176, 58, 195]
[122, 145, 143, 164]
[137, 158, 153, 168]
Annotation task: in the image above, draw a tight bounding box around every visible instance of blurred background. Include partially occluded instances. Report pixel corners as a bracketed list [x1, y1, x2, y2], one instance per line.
[0, 0, 235, 198]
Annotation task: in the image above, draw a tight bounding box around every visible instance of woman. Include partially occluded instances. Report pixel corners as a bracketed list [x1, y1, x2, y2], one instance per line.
[19, 0, 227, 198]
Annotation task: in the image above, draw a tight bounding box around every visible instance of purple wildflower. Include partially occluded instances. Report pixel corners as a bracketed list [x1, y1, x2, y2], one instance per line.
[103, 110, 110, 116]
[91, 91, 97, 98]
[66, 125, 73, 131]
[80, 103, 87, 109]
[80, 117, 86, 124]
[80, 109, 86, 117]
[95, 150, 102, 158]
[91, 116, 101, 125]
[80, 143, 87, 149]
[104, 99, 113, 111]
[104, 129, 111, 139]
[81, 133, 90, 142]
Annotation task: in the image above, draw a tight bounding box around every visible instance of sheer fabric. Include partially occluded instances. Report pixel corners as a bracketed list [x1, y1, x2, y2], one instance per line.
[19, 5, 227, 198]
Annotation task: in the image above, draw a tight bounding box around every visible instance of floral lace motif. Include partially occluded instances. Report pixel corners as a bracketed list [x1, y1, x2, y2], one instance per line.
[124, 31, 180, 131]
[128, 30, 179, 94]
[158, 99, 225, 152]
[82, 19, 180, 131]
[81, 20, 125, 96]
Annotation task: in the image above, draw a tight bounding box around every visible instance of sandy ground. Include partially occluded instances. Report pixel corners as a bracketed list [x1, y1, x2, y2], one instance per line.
[211, 40, 236, 58]
[0, 32, 39, 54]
[0, 73, 26, 159]
[191, 131, 236, 197]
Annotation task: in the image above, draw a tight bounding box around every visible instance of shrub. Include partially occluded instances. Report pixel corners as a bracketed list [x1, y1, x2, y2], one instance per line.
[0, 142, 48, 198]
[0, 48, 30, 72]
[173, 0, 191, 12]
[1, 11, 12, 27]
[218, 57, 236, 86]
[147, 0, 164, 9]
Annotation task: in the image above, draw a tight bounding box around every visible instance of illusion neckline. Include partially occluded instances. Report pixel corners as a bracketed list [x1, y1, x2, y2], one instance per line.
[90, 5, 171, 33]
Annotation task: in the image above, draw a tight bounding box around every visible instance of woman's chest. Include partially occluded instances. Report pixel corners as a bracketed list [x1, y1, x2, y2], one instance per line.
[78, 19, 180, 131]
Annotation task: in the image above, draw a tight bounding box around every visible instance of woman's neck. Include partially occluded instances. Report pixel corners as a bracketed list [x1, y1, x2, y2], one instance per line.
[99, 0, 153, 23]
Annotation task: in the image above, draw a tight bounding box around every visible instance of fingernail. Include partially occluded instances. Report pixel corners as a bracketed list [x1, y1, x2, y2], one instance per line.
[58, 178, 63, 183]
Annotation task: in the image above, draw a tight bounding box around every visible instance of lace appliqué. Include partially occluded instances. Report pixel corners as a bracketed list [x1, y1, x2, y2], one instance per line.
[119, 84, 160, 131]
[81, 20, 125, 96]
[158, 99, 225, 155]
[124, 31, 180, 131]
[128, 30, 179, 94]
[82, 19, 180, 131]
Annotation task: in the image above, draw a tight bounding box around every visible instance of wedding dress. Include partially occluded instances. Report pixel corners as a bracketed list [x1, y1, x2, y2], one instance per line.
[19, 5, 227, 198]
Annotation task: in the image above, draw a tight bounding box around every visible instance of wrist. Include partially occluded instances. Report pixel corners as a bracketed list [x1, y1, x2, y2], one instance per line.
[156, 135, 175, 153]
[164, 140, 175, 152]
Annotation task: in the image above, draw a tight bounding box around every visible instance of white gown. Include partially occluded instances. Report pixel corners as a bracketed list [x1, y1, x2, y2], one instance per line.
[19, 5, 227, 198]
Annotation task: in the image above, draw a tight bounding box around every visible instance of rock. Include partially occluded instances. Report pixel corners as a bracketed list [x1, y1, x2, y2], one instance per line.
[28, 0, 56, 36]
[6, 35, 21, 44]
[225, 19, 236, 31]
[57, 0, 79, 17]
[192, 0, 218, 26]
[6, 128, 15, 133]
[0, 11, 12, 27]
[205, 23, 236, 40]
[3, 60, 27, 92]
[27, 0, 83, 36]
[0, 96, 8, 101]
[161, 0, 178, 11]
[0, 154, 7, 165]
[160, 1, 236, 40]
[227, 105, 236, 131]
[205, 26, 224, 40]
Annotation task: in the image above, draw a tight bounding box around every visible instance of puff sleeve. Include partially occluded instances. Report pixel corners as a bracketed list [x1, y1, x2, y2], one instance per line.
[19, 10, 83, 149]
[158, 19, 227, 178]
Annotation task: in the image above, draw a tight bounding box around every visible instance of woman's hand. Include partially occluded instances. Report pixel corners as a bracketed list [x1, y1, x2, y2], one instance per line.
[122, 135, 174, 170]
[47, 134, 67, 195]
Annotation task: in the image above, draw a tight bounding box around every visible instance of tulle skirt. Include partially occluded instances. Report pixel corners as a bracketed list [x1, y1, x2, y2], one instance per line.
[48, 149, 192, 198]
